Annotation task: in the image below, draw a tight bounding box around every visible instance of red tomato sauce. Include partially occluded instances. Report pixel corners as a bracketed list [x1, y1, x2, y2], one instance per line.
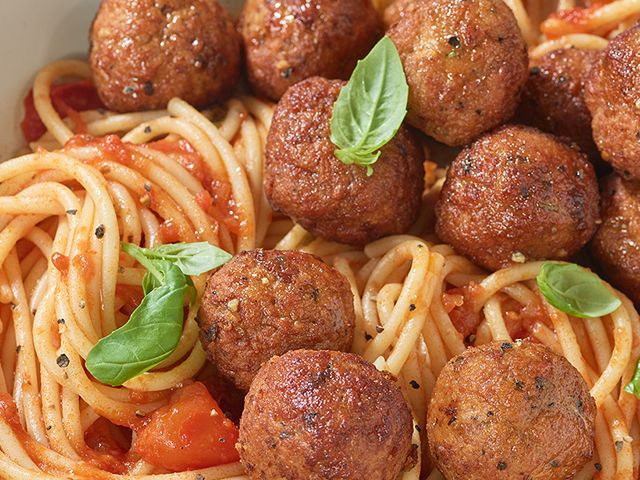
[21, 81, 104, 142]
[541, 3, 604, 38]
[444, 283, 484, 338]
[133, 382, 240, 472]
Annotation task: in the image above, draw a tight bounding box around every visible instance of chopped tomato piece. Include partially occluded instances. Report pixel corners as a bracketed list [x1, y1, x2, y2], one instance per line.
[134, 382, 240, 471]
[21, 81, 104, 142]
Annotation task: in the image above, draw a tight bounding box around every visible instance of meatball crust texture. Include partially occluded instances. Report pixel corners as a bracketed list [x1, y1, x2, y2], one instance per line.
[519, 48, 600, 158]
[90, 0, 241, 111]
[427, 341, 596, 480]
[436, 125, 600, 271]
[387, 0, 528, 146]
[591, 175, 640, 303]
[265, 77, 425, 246]
[585, 25, 640, 178]
[238, 349, 414, 480]
[239, 0, 382, 101]
[198, 249, 355, 392]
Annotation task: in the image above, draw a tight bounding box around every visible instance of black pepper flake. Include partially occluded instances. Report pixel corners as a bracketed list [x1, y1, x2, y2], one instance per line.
[206, 325, 217, 342]
[500, 342, 512, 352]
[409, 304, 416, 311]
[281, 67, 293, 79]
[123, 85, 135, 95]
[303, 411, 318, 427]
[10, 303, 16, 310]
[144, 183, 152, 192]
[448, 36, 461, 48]
[448, 416, 457, 425]
[409, 380, 420, 389]
[514, 380, 525, 390]
[535, 376, 545, 390]
[497, 461, 507, 471]
[46, 425, 52, 430]
[365, 333, 373, 341]
[66, 209, 77, 215]
[195, 475, 205, 480]
[487, 410, 493, 416]
[615, 440, 624, 451]
[144, 126, 152, 134]
[57, 318, 65, 324]
[530, 66, 541, 76]
[15, 345, 21, 354]
[310, 287, 320, 302]
[550, 460, 560, 468]
[577, 399, 583, 415]
[218, 437, 226, 443]
[547, 401, 555, 407]
[56, 354, 70, 368]
[143, 81, 155, 96]
[135, 410, 146, 418]
[95, 224, 105, 239]
[375, 325, 385, 333]
[462, 156, 473, 173]
[595, 463, 602, 471]
[497, 36, 505, 43]
[415, 424, 421, 432]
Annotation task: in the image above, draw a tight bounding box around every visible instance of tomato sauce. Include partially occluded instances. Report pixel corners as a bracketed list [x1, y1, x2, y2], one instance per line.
[444, 283, 484, 338]
[541, 3, 604, 38]
[21, 81, 104, 142]
[51, 252, 70, 274]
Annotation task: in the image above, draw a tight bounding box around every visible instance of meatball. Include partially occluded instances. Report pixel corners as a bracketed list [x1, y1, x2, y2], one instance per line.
[265, 77, 425, 245]
[387, 0, 528, 146]
[383, 0, 419, 29]
[238, 349, 415, 480]
[427, 341, 596, 480]
[436, 125, 599, 271]
[519, 48, 600, 159]
[238, 0, 382, 101]
[591, 174, 640, 303]
[585, 24, 640, 178]
[198, 249, 355, 391]
[90, 0, 241, 112]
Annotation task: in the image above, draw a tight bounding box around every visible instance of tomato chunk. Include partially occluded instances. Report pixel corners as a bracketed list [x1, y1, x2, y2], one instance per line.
[21, 81, 104, 142]
[134, 382, 239, 471]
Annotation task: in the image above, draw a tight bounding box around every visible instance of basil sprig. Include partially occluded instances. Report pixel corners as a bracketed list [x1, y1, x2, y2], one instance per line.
[625, 359, 640, 399]
[536, 262, 621, 319]
[85, 242, 231, 386]
[330, 36, 408, 176]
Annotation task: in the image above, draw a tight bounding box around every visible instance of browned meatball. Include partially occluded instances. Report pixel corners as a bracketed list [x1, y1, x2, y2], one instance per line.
[436, 125, 599, 271]
[198, 249, 355, 391]
[519, 48, 600, 159]
[90, 0, 241, 112]
[585, 25, 640, 178]
[238, 349, 415, 480]
[265, 77, 425, 245]
[383, 0, 419, 29]
[238, 0, 382, 101]
[427, 341, 596, 480]
[591, 175, 640, 303]
[387, 0, 528, 146]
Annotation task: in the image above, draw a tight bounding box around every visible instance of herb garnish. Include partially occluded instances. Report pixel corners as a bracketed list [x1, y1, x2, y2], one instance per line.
[625, 359, 640, 398]
[330, 36, 408, 176]
[536, 262, 621, 319]
[85, 242, 231, 386]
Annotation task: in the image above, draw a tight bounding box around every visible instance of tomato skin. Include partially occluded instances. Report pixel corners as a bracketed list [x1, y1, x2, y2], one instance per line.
[134, 382, 240, 471]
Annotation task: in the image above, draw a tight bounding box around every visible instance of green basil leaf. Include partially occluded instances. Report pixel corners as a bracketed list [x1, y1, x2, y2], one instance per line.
[86, 261, 187, 386]
[625, 359, 640, 398]
[330, 36, 408, 174]
[122, 242, 231, 276]
[536, 262, 622, 318]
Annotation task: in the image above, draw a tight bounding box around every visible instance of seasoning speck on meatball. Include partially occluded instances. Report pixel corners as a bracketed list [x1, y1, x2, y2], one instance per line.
[198, 249, 355, 391]
[427, 341, 596, 480]
[239, 349, 415, 480]
[436, 125, 600, 271]
[591, 174, 640, 303]
[265, 77, 425, 246]
[238, 0, 382, 101]
[90, 0, 241, 112]
[387, 0, 528, 146]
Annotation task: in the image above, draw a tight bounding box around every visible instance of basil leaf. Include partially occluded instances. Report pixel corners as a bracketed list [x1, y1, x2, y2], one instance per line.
[86, 261, 187, 386]
[330, 36, 408, 175]
[536, 262, 622, 318]
[625, 359, 640, 398]
[123, 242, 231, 276]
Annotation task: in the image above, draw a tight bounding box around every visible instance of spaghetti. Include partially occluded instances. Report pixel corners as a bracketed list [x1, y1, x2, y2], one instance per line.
[0, 0, 637, 479]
